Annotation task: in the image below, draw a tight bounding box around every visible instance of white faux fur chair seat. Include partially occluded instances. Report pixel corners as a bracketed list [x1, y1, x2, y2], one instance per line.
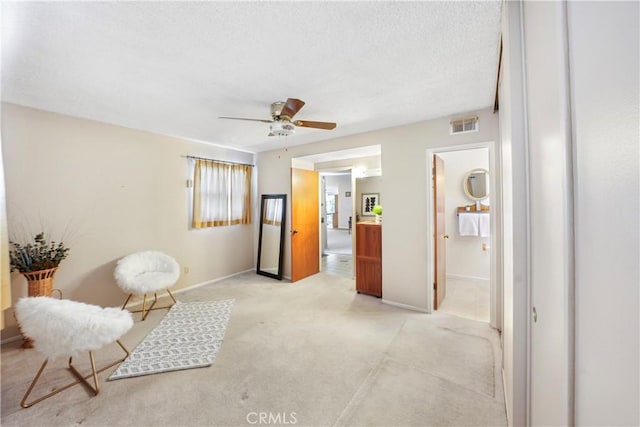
[114, 250, 180, 320]
[16, 297, 133, 359]
[15, 297, 133, 408]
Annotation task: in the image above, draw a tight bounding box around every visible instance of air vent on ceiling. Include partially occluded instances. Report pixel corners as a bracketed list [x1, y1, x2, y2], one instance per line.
[450, 115, 479, 134]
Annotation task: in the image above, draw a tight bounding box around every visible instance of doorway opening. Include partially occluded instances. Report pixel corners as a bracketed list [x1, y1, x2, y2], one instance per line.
[291, 145, 381, 282]
[321, 172, 353, 278]
[428, 143, 498, 327]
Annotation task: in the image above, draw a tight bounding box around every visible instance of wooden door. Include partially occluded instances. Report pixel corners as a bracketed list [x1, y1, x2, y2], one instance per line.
[291, 168, 319, 282]
[332, 195, 339, 228]
[433, 155, 446, 309]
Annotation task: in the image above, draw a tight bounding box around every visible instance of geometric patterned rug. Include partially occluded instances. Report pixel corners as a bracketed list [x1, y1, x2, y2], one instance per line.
[108, 299, 234, 380]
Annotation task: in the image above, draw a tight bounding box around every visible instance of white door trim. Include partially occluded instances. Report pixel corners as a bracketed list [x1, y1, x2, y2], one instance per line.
[425, 140, 502, 330]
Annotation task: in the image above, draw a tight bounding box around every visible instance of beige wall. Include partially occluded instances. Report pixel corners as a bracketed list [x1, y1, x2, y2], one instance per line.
[1, 103, 255, 339]
[258, 107, 499, 311]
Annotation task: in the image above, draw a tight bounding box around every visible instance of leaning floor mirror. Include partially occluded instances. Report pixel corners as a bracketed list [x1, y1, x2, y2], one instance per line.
[257, 194, 286, 280]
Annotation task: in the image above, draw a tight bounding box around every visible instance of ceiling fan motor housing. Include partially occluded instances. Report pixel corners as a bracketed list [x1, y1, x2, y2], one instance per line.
[270, 102, 286, 118]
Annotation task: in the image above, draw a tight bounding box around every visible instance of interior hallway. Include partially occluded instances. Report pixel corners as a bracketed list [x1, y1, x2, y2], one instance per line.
[1, 272, 505, 426]
[326, 228, 352, 255]
[323, 228, 353, 279]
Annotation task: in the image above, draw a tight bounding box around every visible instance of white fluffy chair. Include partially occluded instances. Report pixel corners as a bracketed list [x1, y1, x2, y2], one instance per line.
[15, 297, 133, 408]
[114, 251, 180, 320]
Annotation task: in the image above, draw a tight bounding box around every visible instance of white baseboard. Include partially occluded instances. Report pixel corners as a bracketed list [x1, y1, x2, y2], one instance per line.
[124, 268, 256, 308]
[446, 274, 490, 282]
[173, 268, 255, 295]
[381, 299, 430, 313]
[1, 335, 23, 345]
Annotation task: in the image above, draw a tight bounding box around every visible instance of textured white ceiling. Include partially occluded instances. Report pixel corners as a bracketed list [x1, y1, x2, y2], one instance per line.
[1, 1, 501, 153]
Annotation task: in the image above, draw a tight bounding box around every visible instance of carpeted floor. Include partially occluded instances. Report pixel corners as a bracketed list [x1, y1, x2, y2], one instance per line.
[1, 271, 506, 427]
[438, 276, 490, 323]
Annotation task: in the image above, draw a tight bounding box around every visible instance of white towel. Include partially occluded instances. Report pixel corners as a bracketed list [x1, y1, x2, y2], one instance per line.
[479, 213, 490, 237]
[458, 213, 479, 236]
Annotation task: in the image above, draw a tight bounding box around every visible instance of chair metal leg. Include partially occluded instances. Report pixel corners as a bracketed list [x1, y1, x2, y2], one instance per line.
[166, 289, 177, 304]
[20, 340, 130, 408]
[68, 352, 100, 395]
[141, 293, 158, 321]
[121, 294, 133, 310]
[124, 290, 176, 321]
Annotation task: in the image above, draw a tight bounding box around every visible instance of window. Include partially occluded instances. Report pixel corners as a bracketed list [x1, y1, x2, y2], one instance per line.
[192, 159, 252, 228]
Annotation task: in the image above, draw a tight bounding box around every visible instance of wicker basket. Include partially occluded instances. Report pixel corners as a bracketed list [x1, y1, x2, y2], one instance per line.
[23, 267, 58, 297]
[19, 267, 61, 348]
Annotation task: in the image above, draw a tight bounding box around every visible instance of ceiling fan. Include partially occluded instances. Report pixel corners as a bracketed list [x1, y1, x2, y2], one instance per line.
[219, 98, 337, 137]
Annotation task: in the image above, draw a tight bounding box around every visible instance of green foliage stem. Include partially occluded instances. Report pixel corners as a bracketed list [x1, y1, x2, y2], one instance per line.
[9, 232, 70, 273]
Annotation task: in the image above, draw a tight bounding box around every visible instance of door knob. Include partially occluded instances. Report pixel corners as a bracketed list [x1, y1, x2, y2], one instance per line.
[291, 230, 299, 235]
[441, 234, 449, 239]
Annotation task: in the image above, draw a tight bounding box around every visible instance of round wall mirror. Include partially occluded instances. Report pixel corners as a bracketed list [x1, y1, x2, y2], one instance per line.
[463, 168, 490, 200]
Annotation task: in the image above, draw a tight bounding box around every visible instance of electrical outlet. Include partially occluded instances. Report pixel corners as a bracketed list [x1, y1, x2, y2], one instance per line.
[183, 266, 190, 274]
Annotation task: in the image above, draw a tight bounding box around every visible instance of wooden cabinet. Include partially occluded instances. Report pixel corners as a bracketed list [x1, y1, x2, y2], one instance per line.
[356, 222, 382, 297]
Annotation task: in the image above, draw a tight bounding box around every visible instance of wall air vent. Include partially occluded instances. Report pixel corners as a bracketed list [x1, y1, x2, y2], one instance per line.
[450, 115, 479, 135]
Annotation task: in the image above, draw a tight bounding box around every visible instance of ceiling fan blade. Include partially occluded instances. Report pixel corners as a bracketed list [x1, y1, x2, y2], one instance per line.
[218, 116, 273, 123]
[279, 98, 305, 119]
[293, 120, 337, 130]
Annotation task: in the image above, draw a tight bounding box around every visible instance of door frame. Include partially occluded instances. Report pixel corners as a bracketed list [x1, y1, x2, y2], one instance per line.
[426, 140, 502, 330]
[433, 154, 446, 310]
[317, 168, 356, 278]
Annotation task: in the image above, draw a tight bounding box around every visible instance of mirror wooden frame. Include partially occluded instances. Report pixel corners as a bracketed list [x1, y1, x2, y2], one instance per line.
[256, 194, 287, 280]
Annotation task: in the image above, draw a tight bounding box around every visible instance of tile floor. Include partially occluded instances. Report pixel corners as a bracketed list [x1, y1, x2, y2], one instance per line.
[323, 228, 354, 279]
[322, 253, 353, 279]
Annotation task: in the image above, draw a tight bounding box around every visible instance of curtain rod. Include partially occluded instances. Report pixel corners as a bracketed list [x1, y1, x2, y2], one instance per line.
[182, 155, 254, 167]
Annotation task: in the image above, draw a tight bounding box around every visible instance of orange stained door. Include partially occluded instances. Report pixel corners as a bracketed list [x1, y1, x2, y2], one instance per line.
[291, 168, 319, 282]
[434, 154, 447, 309]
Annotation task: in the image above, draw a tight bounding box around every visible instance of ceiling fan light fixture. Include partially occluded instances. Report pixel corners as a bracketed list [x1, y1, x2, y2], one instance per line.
[269, 120, 295, 137]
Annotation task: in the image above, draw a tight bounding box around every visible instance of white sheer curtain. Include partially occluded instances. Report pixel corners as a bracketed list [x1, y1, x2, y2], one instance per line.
[193, 159, 229, 228]
[263, 198, 282, 226]
[230, 164, 252, 225]
[192, 159, 252, 228]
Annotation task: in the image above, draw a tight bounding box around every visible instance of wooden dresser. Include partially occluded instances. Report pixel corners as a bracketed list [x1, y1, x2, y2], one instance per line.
[355, 222, 382, 297]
